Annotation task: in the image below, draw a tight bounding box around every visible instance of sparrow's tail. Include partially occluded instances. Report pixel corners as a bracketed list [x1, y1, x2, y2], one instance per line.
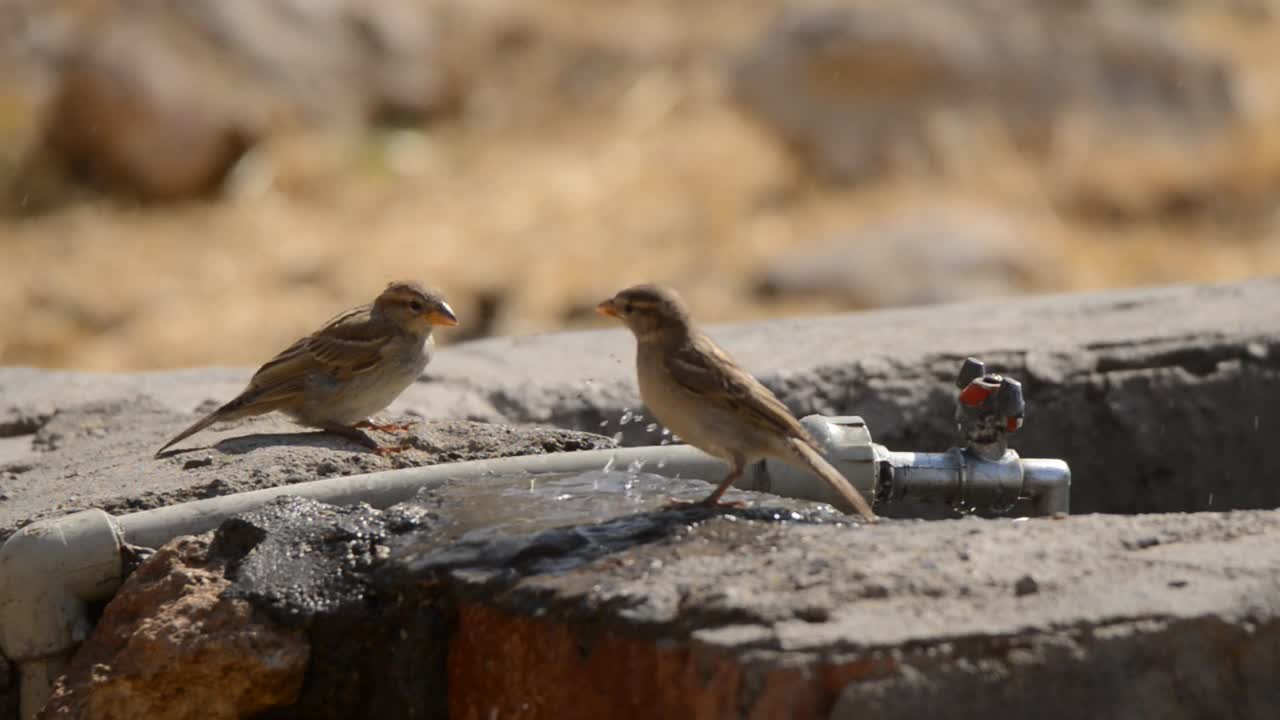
[787, 436, 878, 523]
[154, 393, 263, 458]
[154, 409, 225, 457]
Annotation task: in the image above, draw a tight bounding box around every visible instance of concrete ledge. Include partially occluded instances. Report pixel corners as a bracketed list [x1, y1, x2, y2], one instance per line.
[2, 279, 1277, 531]
[42, 486, 1278, 719]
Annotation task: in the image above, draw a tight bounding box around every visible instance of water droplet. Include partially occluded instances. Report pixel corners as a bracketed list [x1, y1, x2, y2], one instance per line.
[602, 456, 616, 473]
[656, 458, 667, 469]
[620, 409, 634, 424]
[627, 459, 645, 473]
[599, 420, 609, 428]
[611, 431, 623, 444]
[645, 423, 659, 432]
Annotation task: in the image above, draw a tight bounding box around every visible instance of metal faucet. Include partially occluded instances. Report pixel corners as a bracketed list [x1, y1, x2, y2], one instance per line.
[743, 357, 1071, 517]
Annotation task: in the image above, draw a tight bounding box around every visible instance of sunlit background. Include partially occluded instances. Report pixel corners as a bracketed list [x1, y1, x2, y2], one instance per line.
[2, 0, 1278, 370]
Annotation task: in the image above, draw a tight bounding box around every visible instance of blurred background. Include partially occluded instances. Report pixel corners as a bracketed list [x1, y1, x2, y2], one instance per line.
[1, 0, 1279, 371]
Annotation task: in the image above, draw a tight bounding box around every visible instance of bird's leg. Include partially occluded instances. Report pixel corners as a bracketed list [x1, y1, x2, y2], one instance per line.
[355, 417, 419, 433]
[665, 455, 748, 509]
[319, 423, 381, 451]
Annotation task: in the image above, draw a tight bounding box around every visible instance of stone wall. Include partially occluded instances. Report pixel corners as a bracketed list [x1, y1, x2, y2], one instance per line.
[3, 279, 1279, 718]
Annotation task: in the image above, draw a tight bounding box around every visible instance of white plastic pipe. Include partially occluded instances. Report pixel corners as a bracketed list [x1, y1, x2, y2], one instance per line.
[0, 509, 124, 717]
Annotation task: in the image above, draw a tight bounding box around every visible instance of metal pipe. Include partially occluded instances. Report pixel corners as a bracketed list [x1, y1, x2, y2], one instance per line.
[882, 449, 1065, 514]
[1024, 458, 1071, 516]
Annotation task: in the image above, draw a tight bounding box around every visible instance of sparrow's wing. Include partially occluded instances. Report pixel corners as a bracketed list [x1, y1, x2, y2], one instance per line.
[239, 304, 395, 403]
[661, 333, 815, 443]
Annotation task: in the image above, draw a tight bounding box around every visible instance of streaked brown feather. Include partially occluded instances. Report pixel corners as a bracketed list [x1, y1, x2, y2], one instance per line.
[157, 280, 452, 456]
[245, 304, 395, 397]
[663, 333, 816, 444]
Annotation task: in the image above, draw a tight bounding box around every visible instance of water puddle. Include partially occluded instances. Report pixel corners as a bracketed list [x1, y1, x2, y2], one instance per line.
[389, 469, 842, 577]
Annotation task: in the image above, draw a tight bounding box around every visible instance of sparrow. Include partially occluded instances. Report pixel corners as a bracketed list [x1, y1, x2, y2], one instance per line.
[597, 284, 877, 522]
[155, 281, 458, 457]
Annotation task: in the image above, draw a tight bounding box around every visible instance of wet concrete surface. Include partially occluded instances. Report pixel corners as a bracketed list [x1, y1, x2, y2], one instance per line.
[205, 475, 842, 719]
[190, 471, 1279, 718]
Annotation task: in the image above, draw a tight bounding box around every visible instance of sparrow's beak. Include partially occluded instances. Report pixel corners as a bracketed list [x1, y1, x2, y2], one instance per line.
[596, 298, 622, 319]
[427, 301, 459, 327]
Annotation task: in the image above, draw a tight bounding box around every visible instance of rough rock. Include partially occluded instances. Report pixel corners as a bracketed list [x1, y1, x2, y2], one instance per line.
[59, 477, 1278, 718]
[754, 203, 1049, 307]
[733, 0, 1244, 194]
[208, 497, 449, 720]
[14, 8, 265, 206]
[38, 535, 308, 720]
[4, 0, 485, 206]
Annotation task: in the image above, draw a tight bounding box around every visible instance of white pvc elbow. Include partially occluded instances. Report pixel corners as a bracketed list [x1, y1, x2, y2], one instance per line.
[0, 509, 124, 719]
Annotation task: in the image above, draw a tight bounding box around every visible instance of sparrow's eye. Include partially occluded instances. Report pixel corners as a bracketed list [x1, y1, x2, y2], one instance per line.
[409, 300, 424, 313]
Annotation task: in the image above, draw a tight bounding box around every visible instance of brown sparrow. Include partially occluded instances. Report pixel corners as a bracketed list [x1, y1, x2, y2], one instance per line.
[155, 281, 458, 457]
[597, 284, 877, 522]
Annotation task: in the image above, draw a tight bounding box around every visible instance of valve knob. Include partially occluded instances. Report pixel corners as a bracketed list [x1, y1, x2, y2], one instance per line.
[955, 357, 1025, 436]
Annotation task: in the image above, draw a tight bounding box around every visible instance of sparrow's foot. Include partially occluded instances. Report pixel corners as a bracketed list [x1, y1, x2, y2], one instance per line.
[320, 424, 381, 450]
[662, 496, 748, 510]
[356, 419, 419, 433]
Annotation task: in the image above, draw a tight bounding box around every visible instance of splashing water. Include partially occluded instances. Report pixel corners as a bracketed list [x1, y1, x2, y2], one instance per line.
[627, 458, 646, 473]
[602, 456, 616, 473]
